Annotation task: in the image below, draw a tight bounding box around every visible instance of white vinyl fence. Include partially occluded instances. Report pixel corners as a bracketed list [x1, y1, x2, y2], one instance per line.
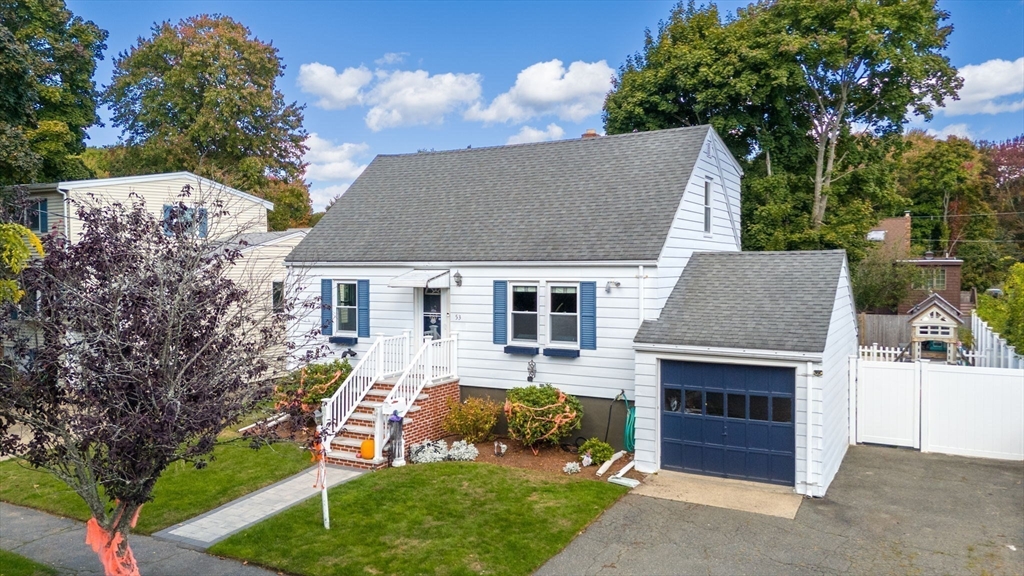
[971, 311, 1023, 369]
[851, 358, 1024, 460]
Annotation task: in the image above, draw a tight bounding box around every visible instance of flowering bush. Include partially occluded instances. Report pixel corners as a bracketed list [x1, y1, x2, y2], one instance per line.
[273, 359, 352, 426]
[504, 385, 583, 453]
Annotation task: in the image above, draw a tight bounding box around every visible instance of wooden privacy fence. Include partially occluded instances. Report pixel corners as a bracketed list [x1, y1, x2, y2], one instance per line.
[858, 314, 911, 347]
[971, 311, 1023, 369]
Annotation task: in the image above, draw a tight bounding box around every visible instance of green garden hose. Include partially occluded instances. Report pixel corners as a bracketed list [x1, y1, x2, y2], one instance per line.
[623, 397, 636, 453]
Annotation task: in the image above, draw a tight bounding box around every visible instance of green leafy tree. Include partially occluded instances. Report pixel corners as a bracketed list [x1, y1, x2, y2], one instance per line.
[101, 14, 310, 230]
[976, 263, 1024, 350]
[0, 0, 107, 185]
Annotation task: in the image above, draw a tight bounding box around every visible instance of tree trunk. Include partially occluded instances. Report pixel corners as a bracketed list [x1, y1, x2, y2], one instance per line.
[85, 504, 143, 576]
[812, 128, 829, 229]
[765, 146, 772, 177]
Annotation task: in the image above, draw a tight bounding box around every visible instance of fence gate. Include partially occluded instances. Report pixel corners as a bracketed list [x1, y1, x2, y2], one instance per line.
[855, 360, 919, 448]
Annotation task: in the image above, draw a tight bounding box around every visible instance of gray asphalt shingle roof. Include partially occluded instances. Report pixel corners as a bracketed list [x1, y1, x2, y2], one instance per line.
[287, 126, 713, 263]
[634, 250, 848, 353]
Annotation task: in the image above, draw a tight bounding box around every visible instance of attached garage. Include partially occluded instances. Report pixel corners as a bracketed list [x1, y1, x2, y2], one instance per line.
[633, 251, 858, 497]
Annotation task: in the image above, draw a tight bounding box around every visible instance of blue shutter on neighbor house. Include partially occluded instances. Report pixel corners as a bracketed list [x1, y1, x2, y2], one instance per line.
[162, 205, 173, 235]
[580, 281, 597, 350]
[357, 279, 370, 338]
[493, 280, 508, 345]
[38, 200, 47, 232]
[197, 208, 208, 238]
[320, 279, 333, 335]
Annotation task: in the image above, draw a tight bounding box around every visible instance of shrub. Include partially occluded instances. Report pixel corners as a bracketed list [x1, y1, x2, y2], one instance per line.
[410, 440, 448, 464]
[273, 359, 352, 426]
[442, 396, 501, 442]
[578, 438, 614, 465]
[563, 461, 581, 475]
[504, 384, 583, 453]
[447, 440, 479, 461]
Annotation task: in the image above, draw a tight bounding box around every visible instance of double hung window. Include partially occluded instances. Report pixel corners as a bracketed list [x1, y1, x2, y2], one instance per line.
[511, 285, 538, 341]
[549, 285, 579, 344]
[336, 282, 357, 333]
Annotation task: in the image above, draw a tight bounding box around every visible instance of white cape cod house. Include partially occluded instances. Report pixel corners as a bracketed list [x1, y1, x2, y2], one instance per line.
[286, 126, 744, 463]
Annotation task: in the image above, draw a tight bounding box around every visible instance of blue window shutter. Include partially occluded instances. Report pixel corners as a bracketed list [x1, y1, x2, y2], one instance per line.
[493, 281, 508, 345]
[580, 281, 596, 350]
[320, 279, 333, 335]
[162, 205, 173, 236]
[357, 279, 370, 338]
[198, 208, 208, 238]
[39, 200, 47, 232]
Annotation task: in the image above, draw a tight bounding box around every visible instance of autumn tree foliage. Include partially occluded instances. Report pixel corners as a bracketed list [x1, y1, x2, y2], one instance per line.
[100, 14, 311, 229]
[0, 0, 108, 184]
[0, 193, 312, 575]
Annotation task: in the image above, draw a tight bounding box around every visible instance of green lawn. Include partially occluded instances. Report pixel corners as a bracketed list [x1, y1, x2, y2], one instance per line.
[0, 440, 311, 534]
[0, 550, 57, 576]
[211, 462, 626, 576]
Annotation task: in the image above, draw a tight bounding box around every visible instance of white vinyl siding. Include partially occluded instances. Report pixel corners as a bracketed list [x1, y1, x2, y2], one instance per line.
[652, 131, 742, 318]
[818, 261, 858, 494]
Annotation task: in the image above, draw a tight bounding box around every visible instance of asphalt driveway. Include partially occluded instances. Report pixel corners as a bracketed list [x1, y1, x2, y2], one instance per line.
[538, 445, 1024, 575]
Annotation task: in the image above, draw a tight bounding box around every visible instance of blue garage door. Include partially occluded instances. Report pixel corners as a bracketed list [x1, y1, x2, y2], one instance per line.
[661, 360, 795, 485]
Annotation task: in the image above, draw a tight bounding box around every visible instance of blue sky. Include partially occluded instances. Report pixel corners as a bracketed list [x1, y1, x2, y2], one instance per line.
[70, 0, 1024, 210]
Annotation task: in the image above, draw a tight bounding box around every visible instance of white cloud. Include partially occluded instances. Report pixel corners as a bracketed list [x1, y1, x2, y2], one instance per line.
[925, 123, 973, 140]
[375, 52, 409, 66]
[363, 70, 482, 131]
[308, 184, 351, 212]
[303, 133, 369, 182]
[506, 123, 566, 145]
[297, 63, 373, 110]
[465, 59, 614, 124]
[939, 57, 1024, 116]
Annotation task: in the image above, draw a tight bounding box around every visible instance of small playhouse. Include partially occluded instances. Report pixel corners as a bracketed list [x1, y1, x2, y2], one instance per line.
[906, 293, 964, 363]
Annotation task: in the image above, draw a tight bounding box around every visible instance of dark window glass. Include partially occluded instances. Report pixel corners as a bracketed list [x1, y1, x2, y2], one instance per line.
[511, 285, 538, 341]
[337, 283, 357, 332]
[272, 281, 284, 313]
[705, 392, 724, 417]
[550, 315, 577, 343]
[663, 388, 681, 412]
[550, 286, 577, 313]
[25, 202, 41, 231]
[749, 395, 769, 421]
[684, 390, 702, 414]
[772, 397, 792, 423]
[728, 394, 746, 419]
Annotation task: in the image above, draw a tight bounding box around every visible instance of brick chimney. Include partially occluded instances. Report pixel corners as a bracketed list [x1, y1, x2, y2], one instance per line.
[581, 129, 599, 139]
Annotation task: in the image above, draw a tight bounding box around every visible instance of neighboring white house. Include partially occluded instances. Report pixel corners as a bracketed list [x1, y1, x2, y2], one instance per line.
[13, 172, 305, 371]
[286, 126, 744, 440]
[632, 250, 858, 496]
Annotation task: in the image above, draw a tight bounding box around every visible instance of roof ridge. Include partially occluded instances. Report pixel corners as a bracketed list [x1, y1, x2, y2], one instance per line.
[375, 125, 713, 158]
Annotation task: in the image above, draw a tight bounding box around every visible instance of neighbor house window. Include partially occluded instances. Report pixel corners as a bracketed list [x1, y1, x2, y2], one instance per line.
[549, 285, 578, 344]
[336, 282, 357, 332]
[272, 281, 285, 313]
[24, 201, 42, 231]
[162, 205, 208, 237]
[703, 180, 712, 234]
[913, 268, 946, 291]
[511, 284, 538, 341]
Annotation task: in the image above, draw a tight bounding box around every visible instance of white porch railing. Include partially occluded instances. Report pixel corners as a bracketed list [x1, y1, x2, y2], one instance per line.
[320, 331, 411, 443]
[375, 333, 459, 460]
[971, 311, 1023, 369]
[859, 343, 907, 362]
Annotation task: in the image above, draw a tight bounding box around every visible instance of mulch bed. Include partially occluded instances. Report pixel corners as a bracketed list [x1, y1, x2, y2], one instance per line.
[442, 435, 646, 482]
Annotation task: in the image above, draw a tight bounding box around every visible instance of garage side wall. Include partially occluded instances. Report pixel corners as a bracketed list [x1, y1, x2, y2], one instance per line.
[633, 352, 659, 473]
[817, 262, 858, 495]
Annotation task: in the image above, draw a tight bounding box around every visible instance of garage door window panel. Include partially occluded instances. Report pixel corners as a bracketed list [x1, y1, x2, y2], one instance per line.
[728, 394, 746, 419]
[663, 388, 681, 412]
[772, 397, 792, 423]
[705, 392, 724, 416]
[684, 390, 702, 414]
[749, 395, 769, 421]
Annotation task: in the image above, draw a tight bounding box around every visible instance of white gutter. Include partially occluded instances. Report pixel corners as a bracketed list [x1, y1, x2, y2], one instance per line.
[283, 259, 659, 268]
[634, 342, 823, 363]
[805, 360, 816, 495]
[58, 187, 70, 238]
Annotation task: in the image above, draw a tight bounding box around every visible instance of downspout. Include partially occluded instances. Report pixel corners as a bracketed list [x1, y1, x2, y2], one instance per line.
[58, 187, 70, 238]
[637, 266, 645, 328]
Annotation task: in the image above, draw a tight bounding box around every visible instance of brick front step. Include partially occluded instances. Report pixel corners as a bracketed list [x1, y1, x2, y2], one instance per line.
[325, 450, 387, 470]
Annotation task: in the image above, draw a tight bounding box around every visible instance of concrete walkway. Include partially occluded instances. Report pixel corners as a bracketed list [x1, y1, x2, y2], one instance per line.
[1, 503, 277, 576]
[154, 464, 362, 549]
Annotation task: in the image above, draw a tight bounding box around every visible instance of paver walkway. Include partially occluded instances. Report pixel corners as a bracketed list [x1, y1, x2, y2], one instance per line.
[1, 502, 277, 576]
[154, 464, 362, 549]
